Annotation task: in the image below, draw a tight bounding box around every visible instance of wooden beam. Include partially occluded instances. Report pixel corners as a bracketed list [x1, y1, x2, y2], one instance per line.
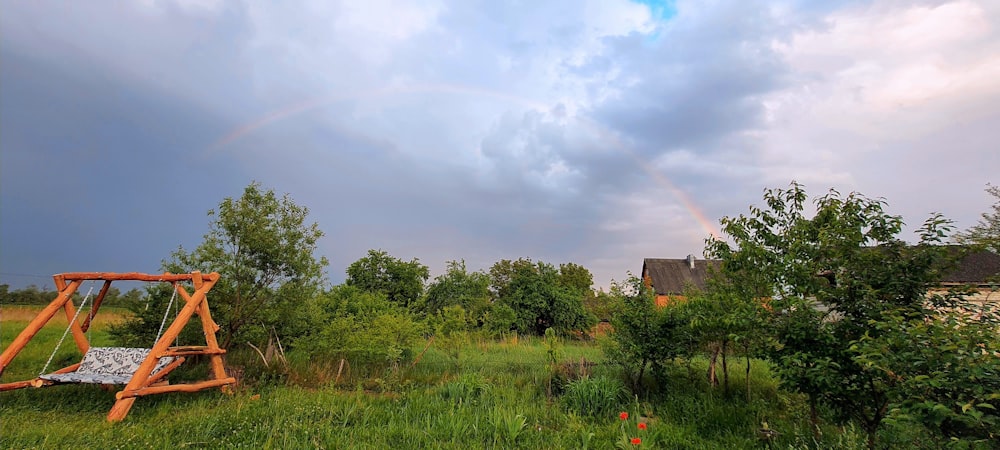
[145, 357, 186, 386]
[82, 280, 113, 333]
[57, 272, 219, 282]
[115, 377, 238, 399]
[0, 380, 35, 392]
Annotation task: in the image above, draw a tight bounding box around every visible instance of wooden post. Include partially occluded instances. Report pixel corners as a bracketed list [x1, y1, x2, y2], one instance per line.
[192, 281, 230, 388]
[108, 273, 220, 422]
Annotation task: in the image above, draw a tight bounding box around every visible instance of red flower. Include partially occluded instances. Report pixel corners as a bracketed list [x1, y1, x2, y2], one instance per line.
[637, 422, 647, 430]
[619, 411, 629, 421]
[631, 437, 642, 445]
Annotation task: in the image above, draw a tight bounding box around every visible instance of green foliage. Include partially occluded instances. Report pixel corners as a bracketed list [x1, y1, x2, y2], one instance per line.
[294, 284, 424, 367]
[582, 289, 619, 322]
[346, 249, 429, 308]
[107, 283, 204, 347]
[434, 305, 470, 366]
[422, 260, 490, 322]
[0, 313, 905, 449]
[160, 181, 327, 348]
[558, 262, 594, 296]
[954, 184, 1000, 253]
[483, 302, 518, 336]
[606, 276, 696, 392]
[489, 259, 597, 336]
[853, 303, 1000, 445]
[705, 182, 965, 448]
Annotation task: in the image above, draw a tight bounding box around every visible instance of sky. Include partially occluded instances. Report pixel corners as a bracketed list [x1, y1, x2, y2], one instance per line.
[2, 0, 999, 291]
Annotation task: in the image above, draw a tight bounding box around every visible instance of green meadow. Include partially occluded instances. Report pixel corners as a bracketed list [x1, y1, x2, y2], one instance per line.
[0, 313, 885, 450]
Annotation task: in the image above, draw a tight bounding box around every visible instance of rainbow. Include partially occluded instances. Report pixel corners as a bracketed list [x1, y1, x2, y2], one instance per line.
[207, 83, 720, 238]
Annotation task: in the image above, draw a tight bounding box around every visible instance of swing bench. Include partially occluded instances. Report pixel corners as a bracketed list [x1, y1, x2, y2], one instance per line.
[0, 272, 237, 422]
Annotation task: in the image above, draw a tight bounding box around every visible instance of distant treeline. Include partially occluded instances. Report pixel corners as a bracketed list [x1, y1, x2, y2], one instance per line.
[0, 284, 142, 307]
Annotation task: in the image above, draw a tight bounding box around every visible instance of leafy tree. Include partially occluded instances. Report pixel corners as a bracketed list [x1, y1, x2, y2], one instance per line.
[488, 258, 536, 301]
[558, 263, 594, 296]
[346, 249, 429, 308]
[422, 260, 490, 323]
[490, 259, 597, 336]
[954, 184, 1000, 253]
[156, 182, 327, 348]
[706, 182, 958, 448]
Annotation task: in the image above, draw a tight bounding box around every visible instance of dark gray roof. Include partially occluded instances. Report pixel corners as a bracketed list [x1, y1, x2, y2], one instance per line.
[941, 249, 1000, 284]
[642, 257, 721, 295]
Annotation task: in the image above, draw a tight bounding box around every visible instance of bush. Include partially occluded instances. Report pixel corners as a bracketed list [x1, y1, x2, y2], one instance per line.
[294, 285, 425, 369]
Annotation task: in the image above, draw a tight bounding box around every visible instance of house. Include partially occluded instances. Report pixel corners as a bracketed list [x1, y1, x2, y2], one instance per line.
[932, 248, 1000, 306]
[641, 255, 721, 307]
[642, 248, 999, 310]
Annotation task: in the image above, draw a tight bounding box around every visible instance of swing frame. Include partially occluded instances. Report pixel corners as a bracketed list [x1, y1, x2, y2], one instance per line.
[0, 271, 236, 422]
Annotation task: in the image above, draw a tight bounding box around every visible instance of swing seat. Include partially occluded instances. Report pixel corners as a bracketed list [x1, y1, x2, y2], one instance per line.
[39, 347, 176, 385]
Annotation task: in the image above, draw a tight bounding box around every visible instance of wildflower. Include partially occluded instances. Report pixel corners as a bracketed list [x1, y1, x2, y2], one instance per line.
[631, 437, 642, 445]
[637, 422, 647, 430]
[619, 411, 629, 421]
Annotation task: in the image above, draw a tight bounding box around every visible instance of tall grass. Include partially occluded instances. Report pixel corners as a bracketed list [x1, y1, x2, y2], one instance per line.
[1, 315, 882, 449]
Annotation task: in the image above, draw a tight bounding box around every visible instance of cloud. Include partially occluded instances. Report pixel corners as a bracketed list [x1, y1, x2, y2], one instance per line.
[2, 0, 998, 292]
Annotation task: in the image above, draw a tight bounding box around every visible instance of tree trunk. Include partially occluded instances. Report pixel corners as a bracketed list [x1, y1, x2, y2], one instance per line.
[809, 396, 820, 440]
[636, 358, 648, 393]
[745, 353, 752, 403]
[721, 340, 729, 394]
[707, 344, 720, 387]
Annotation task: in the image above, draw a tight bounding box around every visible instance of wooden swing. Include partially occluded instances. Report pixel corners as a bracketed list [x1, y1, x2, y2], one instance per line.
[0, 271, 237, 422]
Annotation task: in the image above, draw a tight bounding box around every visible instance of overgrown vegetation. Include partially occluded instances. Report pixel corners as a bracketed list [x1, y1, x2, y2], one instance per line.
[3, 180, 998, 448]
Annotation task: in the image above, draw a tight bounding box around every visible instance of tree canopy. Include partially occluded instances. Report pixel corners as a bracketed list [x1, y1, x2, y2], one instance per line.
[163, 182, 328, 348]
[345, 249, 429, 308]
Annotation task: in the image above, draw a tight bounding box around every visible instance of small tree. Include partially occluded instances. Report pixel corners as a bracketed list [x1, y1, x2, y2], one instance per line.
[606, 276, 692, 392]
[706, 182, 957, 448]
[162, 182, 327, 348]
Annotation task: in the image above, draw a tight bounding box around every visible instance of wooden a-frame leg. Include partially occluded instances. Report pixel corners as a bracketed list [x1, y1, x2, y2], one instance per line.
[107, 398, 136, 422]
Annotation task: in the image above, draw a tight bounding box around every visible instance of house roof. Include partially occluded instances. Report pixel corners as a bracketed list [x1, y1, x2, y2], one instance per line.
[941, 249, 1000, 284]
[642, 256, 721, 295]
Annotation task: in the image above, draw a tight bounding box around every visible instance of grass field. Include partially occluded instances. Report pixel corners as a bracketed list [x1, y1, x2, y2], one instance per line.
[0, 310, 880, 449]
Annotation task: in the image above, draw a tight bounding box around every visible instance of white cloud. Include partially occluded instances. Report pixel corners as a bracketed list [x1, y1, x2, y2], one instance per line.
[757, 0, 1000, 227]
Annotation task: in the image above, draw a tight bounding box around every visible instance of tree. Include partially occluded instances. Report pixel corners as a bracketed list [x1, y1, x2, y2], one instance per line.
[557, 263, 594, 296]
[955, 184, 1000, 253]
[163, 182, 328, 348]
[345, 249, 429, 308]
[422, 260, 490, 323]
[488, 258, 536, 301]
[489, 259, 597, 336]
[705, 182, 957, 448]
